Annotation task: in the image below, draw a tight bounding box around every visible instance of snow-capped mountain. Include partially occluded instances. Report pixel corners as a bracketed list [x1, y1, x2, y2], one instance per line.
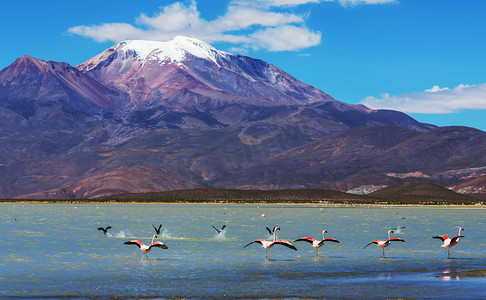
[77, 36, 336, 110]
[75, 36, 432, 132]
[2, 36, 484, 200]
[82, 36, 229, 68]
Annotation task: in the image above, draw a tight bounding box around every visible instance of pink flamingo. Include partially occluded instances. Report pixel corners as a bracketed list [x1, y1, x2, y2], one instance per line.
[244, 227, 297, 259]
[433, 227, 465, 258]
[124, 235, 168, 259]
[295, 229, 340, 258]
[363, 230, 405, 257]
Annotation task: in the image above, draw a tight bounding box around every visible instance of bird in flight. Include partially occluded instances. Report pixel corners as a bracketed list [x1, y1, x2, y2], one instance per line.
[363, 230, 405, 257]
[152, 224, 162, 235]
[212, 225, 227, 234]
[245, 227, 297, 259]
[97, 226, 112, 236]
[433, 227, 465, 258]
[295, 229, 340, 258]
[124, 235, 168, 260]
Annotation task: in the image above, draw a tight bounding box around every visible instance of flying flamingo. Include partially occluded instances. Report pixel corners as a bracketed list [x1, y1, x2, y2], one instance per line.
[433, 227, 465, 258]
[363, 230, 405, 257]
[294, 229, 340, 258]
[244, 227, 297, 259]
[97, 226, 111, 236]
[124, 235, 168, 260]
[152, 224, 162, 235]
[212, 225, 227, 234]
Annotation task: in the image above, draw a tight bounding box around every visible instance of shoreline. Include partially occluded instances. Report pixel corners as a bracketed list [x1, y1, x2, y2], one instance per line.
[1, 199, 484, 208]
[2, 186, 483, 206]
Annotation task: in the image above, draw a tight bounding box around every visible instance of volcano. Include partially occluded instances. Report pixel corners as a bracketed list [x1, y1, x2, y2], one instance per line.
[0, 36, 484, 199]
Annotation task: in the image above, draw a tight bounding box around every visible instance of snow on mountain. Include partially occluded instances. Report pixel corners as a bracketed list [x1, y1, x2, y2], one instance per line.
[79, 36, 229, 73]
[77, 35, 339, 110]
[115, 36, 229, 67]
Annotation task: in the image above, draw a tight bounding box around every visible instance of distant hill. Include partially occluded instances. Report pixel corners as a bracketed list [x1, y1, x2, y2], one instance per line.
[369, 182, 479, 204]
[92, 184, 480, 205]
[449, 175, 486, 201]
[97, 188, 369, 204]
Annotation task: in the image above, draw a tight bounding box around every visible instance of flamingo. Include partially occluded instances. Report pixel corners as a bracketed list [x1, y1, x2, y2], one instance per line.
[124, 235, 168, 260]
[152, 224, 162, 235]
[363, 230, 405, 257]
[295, 230, 340, 258]
[433, 227, 465, 258]
[244, 227, 297, 259]
[97, 226, 111, 236]
[212, 225, 227, 234]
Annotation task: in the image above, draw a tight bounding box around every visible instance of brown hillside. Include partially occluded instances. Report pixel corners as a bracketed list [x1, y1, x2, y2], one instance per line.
[98, 188, 370, 203]
[370, 182, 479, 204]
[450, 175, 486, 201]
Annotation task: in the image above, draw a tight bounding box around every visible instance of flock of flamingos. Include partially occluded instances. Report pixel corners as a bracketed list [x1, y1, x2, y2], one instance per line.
[98, 224, 465, 260]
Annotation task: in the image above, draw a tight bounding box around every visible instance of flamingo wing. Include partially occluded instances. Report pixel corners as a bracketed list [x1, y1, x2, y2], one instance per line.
[388, 237, 405, 243]
[266, 227, 273, 235]
[124, 240, 144, 248]
[149, 241, 168, 249]
[450, 235, 464, 244]
[294, 237, 316, 244]
[212, 225, 221, 234]
[221, 225, 227, 231]
[274, 240, 297, 251]
[363, 241, 379, 249]
[97, 227, 105, 231]
[244, 239, 264, 248]
[433, 235, 448, 242]
[323, 238, 340, 243]
[152, 224, 162, 234]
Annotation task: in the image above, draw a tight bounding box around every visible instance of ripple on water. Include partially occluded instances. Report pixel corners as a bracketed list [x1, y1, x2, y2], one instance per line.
[0, 204, 485, 298]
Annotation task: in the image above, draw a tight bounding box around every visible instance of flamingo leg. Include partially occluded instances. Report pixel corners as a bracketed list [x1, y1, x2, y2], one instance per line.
[316, 248, 319, 258]
[266, 248, 269, 260]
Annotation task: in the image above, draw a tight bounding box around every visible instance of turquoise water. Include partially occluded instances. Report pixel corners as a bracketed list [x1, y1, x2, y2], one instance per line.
[1, 203, 485, 299]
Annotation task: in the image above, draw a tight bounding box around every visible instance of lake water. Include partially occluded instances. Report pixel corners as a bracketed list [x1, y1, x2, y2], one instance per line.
[1, 203, 485, 299]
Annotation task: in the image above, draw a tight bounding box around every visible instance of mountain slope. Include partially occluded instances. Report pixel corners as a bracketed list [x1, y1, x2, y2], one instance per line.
[213, 126, 486, 191]
[76, 36, 433, 133]
[0, 36, 483, 199]
[0, 56, 119, 162]
[77, 37, 335, 108]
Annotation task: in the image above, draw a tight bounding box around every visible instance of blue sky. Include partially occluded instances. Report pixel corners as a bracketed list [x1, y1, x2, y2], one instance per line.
[1, 0, 485, 131]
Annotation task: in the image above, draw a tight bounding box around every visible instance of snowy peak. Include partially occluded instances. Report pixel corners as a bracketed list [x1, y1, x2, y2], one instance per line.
[115, 36, 229, 66]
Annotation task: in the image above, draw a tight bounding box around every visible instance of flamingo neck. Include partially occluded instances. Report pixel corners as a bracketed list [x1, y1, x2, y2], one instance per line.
[151, 235, 156, 244]
[273, 230, 277, 242]
[322, 231, 326, 240]
[458, 228, 463, 236]
[388, 231, 392, 240]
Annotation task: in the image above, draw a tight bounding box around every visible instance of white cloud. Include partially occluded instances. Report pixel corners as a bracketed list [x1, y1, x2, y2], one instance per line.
[68, 23, 146, 43]
[137, 1, 203, 32]
[68, 0, 395, 52]
[337, 0, 397, 6]
[360, 83, 486, 114]
[254, 0, 321, 6]
[250, 25, 321, 51]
